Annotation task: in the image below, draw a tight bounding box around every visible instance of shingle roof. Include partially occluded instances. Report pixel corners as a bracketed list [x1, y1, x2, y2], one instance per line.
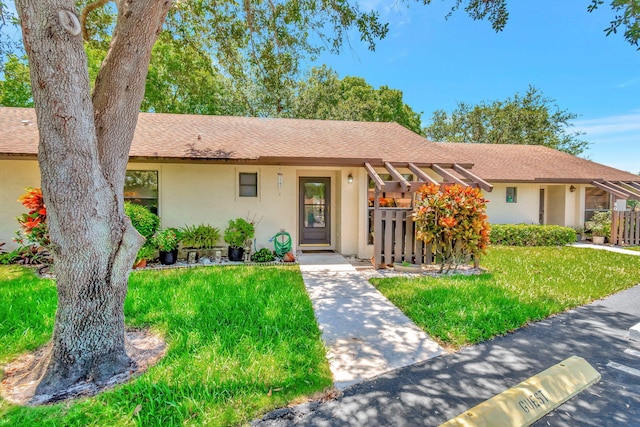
[0, 107, 461, 165]
[1, 107, 637, 183]
[439, 142, 639, 182]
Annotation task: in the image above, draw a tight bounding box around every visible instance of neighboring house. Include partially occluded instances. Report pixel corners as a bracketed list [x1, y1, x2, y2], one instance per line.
[1, 107, 638, 258]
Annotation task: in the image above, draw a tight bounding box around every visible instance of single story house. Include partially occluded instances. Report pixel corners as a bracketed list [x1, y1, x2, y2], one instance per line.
[1, 107, 639, 258]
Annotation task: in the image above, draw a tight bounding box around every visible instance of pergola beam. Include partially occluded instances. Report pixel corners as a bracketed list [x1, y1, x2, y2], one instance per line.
[453, 163, 493, 192]
[430, 164, 468, 187]
[407, 163, 439, 186]
[591, 180, 630, 199]
[384, 162, 410, 192]
[365, 162, 386, 191]
[614, 181, 640, 201]
[622, 181, 640, 193]
[601, 180, 639, 200]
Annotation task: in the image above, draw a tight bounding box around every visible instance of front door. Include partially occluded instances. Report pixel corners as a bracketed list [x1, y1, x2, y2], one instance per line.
[299, 177, 331, 245]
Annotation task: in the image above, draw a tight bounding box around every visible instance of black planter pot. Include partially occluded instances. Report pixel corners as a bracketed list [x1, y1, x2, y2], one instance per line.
[228, 246, 244, 262]
[159, 249, 178, 265]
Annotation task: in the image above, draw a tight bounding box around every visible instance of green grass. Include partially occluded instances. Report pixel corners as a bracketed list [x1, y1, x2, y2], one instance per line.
[624, 245, 640, 252]
[372, 246, 640, 349]
[0, 265, 332, 426]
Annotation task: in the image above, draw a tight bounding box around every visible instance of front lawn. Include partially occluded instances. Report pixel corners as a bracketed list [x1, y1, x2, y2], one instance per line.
[372, 246, 640, 349]
[0, 265, 332, 426]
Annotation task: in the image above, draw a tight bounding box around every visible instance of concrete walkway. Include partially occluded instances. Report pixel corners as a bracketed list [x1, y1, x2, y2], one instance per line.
[570, 242, 640, 256]
[297, 253, 444, 390]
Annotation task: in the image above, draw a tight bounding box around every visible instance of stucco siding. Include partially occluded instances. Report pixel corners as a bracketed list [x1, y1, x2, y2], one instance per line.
[157, 163, 300, 252]
[0, 159, 592, 259]
[484, 183, 541, 225]
[0, 159, 41, 250]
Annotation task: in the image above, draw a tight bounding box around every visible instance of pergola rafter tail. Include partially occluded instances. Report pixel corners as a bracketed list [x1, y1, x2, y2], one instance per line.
[591, 180, 640, 201]
[364, 162, 493, 193]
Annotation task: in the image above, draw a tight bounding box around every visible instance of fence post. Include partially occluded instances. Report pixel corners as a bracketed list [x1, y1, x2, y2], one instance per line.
[611, 209, 618, 245]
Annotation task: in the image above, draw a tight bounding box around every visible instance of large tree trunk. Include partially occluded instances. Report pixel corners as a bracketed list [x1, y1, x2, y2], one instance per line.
[15, 0, 171, 399]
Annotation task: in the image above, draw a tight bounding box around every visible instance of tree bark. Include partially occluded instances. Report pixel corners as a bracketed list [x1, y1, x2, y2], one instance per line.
[15, 0, 170, 399]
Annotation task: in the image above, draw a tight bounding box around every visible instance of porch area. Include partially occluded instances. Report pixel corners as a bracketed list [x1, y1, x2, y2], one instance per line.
[364, 162, 493, 269]
[591, 180, 640, 246]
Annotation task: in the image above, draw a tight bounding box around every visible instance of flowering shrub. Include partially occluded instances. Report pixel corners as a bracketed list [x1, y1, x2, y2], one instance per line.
[413, 184, 490, 271]
[153, 228, 180, 252]
[124, 202, 160, 240]
[16, 187, 49, 247]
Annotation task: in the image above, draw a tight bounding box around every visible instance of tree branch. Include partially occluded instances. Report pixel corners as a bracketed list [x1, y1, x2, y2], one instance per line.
[91, 0, 172, 200]
[81, 0, 110, 41]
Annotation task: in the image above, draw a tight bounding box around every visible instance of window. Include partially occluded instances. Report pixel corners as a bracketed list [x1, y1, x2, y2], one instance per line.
[239, 172, 258, 197]
[584, 187, 610, 221]
[124, 170, 158, 214]
[506, 187, 517, 203]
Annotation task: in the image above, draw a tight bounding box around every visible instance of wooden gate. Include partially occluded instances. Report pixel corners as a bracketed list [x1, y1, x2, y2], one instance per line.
[611, 210, 640, 246]
[374, 209, 433, 267]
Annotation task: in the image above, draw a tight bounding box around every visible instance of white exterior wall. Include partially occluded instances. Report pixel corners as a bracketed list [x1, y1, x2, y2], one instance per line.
[0, 159, 593, 258]
[155, 163, 300, 251]
[0, 159, 361, 255]
[0, 159, 41, 250]
[484, 183, 541, 225]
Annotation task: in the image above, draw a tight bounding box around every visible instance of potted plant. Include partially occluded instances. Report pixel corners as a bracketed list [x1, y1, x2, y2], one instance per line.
[180, 223, 221, 261]
[585, 211, 611, 245]
[134, 244, 156, 269]
[153, 228, 180, 265]
[224, 218, 255, 261]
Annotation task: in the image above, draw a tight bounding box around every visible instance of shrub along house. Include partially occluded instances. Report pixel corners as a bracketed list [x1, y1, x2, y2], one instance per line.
[1, 107, 639, 262]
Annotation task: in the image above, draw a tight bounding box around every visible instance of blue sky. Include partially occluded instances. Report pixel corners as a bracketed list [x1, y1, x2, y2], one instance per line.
[314, 1, 640, 174]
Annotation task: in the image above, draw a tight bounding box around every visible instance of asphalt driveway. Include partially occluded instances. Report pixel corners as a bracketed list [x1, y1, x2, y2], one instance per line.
[254, 284, 640, 426]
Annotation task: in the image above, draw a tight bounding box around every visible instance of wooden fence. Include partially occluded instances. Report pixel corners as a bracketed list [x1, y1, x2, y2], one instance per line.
[374, 209, 433, 267]
[611, 210, 640, 246]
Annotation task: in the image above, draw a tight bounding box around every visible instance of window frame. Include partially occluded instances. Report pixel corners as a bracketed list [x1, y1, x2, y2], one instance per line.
[239, 172, 258, 198]
[506, 187, 517, 203]
[124, 169, 159, 215]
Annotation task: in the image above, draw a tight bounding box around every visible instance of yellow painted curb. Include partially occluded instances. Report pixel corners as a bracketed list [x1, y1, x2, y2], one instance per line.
[440, 355, 601, 427]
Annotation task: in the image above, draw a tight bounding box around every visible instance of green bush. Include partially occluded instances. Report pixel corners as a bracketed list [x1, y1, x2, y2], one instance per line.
[490, 224, 576, 246]
[251, 248, 276, 262]
[180, 224, 221, 249]
[124, 202, 160, 240]
[224, 218, 256, 249]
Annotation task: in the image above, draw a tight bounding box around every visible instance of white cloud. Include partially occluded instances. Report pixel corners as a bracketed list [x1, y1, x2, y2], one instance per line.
[573, 112, 640, 172]
[617, 76, 640, 88]
[573, 112, 640, 136]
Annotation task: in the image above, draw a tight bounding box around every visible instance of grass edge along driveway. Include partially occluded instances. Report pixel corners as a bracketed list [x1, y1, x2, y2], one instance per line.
[372, 246, 640, 350]
[0, 265, 332, 427]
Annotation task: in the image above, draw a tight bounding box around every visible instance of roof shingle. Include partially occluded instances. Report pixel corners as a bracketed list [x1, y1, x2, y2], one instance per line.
[1, 107, 637, 183]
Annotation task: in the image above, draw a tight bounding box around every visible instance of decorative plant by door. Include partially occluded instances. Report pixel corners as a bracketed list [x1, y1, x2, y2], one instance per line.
[413, 183, 491, 272]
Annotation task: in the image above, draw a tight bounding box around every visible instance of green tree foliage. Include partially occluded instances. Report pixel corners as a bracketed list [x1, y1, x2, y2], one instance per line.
[141, 33, 246, 116]
[289, 66, 424, 135]
[0, 54, 32, 107]
[0, 37, 246, 114]
[424, 86, 589, 156]
[588, 0, 640, 48]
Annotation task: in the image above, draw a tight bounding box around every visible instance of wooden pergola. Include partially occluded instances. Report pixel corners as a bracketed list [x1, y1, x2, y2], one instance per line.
[365, 162, 493, 268]
[590, 180, 640, 246]
[590, 179, 640, 201]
